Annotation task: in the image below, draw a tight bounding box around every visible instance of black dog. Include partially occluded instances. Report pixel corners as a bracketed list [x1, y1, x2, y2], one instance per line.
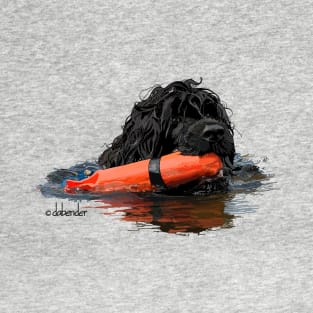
[97, 79, 235, 194]
[99, 79, 235, 170]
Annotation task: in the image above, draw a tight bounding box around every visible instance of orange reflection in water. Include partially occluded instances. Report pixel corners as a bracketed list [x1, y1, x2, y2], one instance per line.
[90, 193, 235, 234]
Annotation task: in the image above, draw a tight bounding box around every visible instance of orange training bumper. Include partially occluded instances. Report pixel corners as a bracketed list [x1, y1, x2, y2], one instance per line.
[64, 151, 222, 194]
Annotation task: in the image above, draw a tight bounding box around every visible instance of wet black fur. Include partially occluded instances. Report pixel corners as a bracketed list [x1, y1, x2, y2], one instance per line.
[98, 79, 235, 171]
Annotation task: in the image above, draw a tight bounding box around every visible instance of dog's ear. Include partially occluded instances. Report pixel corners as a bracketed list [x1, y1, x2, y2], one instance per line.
[140, 95, 180, 158]
[159, 96, 175, 137]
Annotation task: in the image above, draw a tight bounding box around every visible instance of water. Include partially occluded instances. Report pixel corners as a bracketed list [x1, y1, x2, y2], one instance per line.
[39, 154, 271, 234]
[1, 1, 313, 312]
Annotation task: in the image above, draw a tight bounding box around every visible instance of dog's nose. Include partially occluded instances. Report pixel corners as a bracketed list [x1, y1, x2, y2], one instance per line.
[201, 124, 225, 142]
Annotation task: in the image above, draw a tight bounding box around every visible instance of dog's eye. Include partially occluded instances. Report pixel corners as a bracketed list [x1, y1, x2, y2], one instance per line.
[171, 118, 179, 125]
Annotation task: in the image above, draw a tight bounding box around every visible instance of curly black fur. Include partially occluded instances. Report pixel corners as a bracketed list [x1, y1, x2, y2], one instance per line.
[98, 78, 235, 170]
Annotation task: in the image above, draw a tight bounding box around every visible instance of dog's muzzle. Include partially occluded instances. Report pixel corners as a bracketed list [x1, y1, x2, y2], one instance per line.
[201, 124, 225, 143]
[197, 123, 225, 154]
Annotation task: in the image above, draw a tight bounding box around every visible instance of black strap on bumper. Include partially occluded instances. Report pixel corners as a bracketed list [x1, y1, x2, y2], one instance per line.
[148, 158, 167, 190]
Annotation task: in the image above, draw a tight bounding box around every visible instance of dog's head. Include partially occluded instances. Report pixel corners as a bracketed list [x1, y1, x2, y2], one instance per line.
[98, 79, 235, 169]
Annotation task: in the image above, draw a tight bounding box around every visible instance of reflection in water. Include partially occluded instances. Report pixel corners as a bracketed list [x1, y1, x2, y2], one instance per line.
[88, 193, 236, 234]
[39, 153, 272, 234]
